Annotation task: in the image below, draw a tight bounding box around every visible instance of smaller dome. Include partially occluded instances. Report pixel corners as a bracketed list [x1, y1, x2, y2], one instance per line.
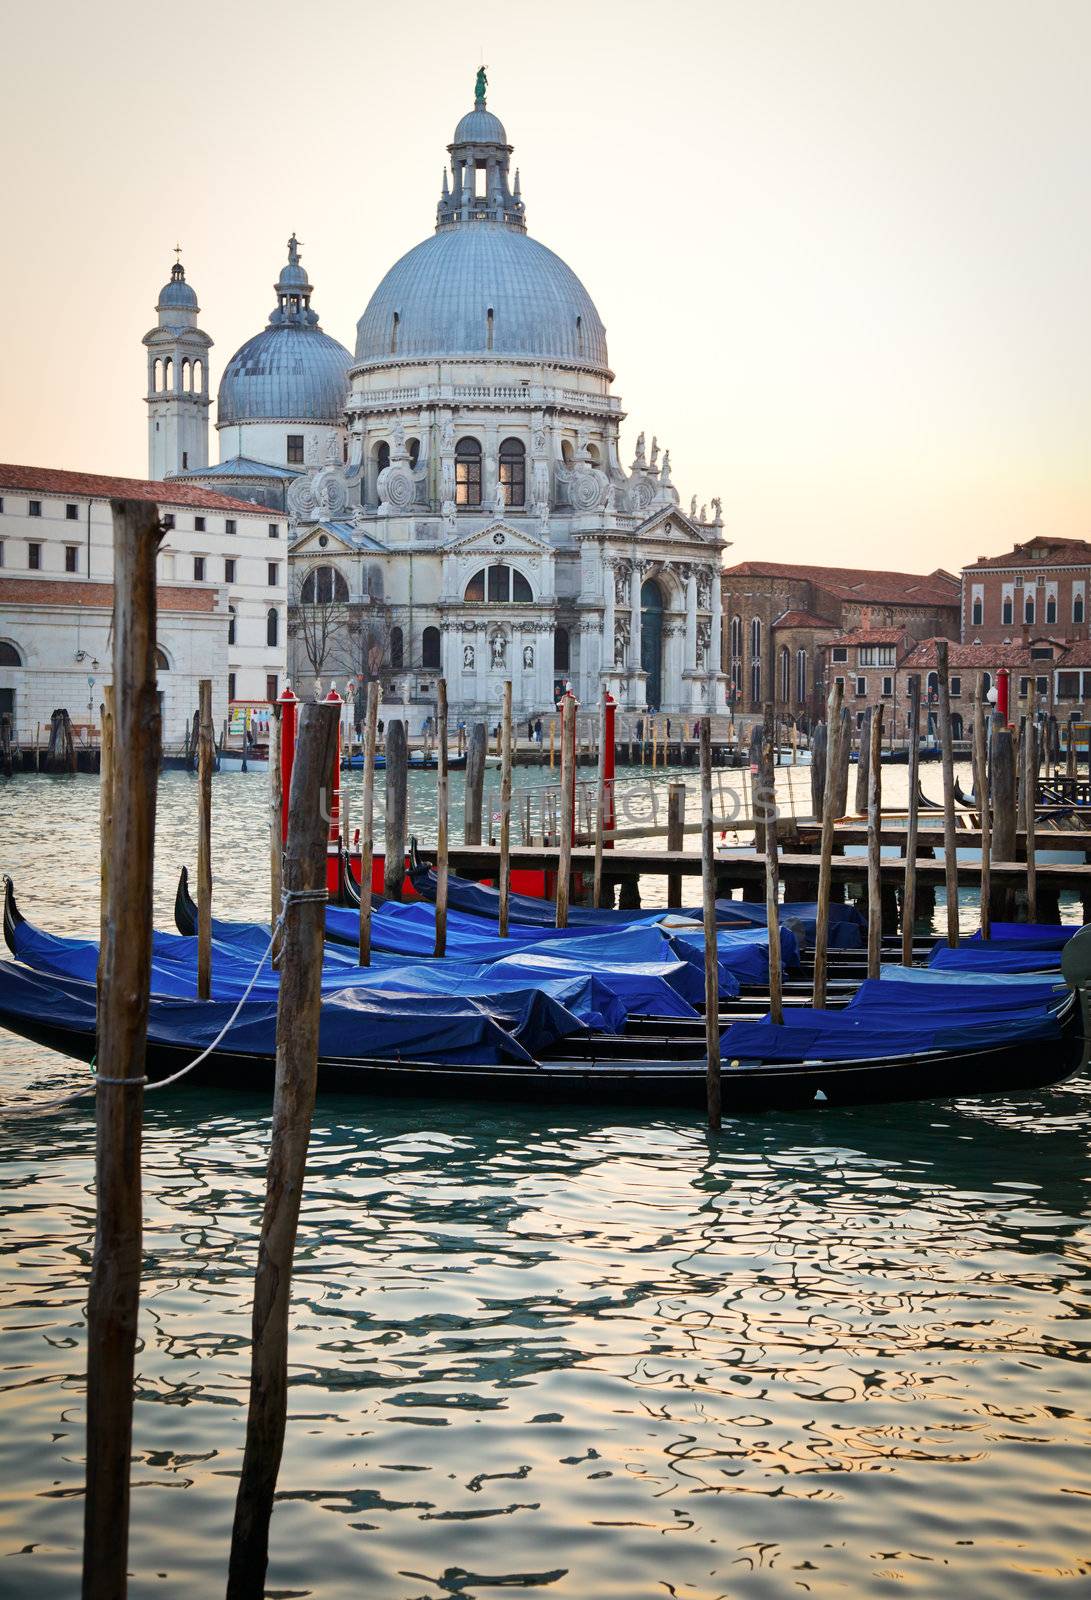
[453, 107, 508, 145]
[277, 262, 310, 292]
[158, 262, 198, 312]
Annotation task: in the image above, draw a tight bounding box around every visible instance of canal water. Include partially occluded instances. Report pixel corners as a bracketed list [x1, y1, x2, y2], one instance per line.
[1, 771, 1089, 1598]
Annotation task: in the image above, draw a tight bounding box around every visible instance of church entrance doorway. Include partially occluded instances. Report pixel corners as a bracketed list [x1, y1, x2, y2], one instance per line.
[641, 579, 664, 708]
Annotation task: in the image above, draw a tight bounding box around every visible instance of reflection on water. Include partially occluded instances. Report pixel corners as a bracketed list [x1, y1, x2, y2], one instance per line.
[0, 772, 1089, 1598]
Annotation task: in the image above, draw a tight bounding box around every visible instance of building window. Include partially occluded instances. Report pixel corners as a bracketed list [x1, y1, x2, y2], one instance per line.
[28, 542, 41, 570]
[422, 625, 441, 669]
[1058, 672, 1080, 699]
[0, 541, 5, 567]
[266, 608, 279, 647]
[225, 557, 236, 583]
[1024, 593, 1035, 624]
[950, 675, 961, 697]
[498, 438, 526, 507]
[796, 648, 806, 704]
[831, 646, 848, 663]
[750, 659, 761, 705]
[750, 616, 761, 661]
[301, 566, 349, 604]
[228, 606, 237, 646]
[65, 503, 78, 521]
[779, 644, 790, 702]
[162, 513, 175, 530]
[555, 628, 570, 671]
[1036, 675, 1048, 696]
[268, 561, 279, 587]
[195, 516, 206, 532]
[1002, 585, 1013, 626]
[226, 519, 237, 536]
[0, 641, 22, 665]
[390, 626, 404, 669]
[28, 500, 41, 517]
[464, 564, 532, 603]
[972, 598, 983, 626]
[455, 438, 482, 507]
[287, 435, 305, 465]
[859, 645, 895, 667]
[1046, 595, 1057, 625]
[882, 675, 893, 697]
[730, 615, 742, 661]
[0, 497, 4, 512]
[228, 671, 237, 701]
[182, 451, 189, 469]
[194, 556, 205, 580]
[1073, 584, 1085, 624]
[65, 545, 78, 573]
[855, 675, 867, 698]
[266, 673, 278, 701]
[269, 523, 280, 539]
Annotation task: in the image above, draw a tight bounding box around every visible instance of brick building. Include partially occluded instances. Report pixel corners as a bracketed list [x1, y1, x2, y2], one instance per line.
[892, 636, 1091, 740]
[720, 561, 960, 727]
[961, 535, 1091, 644]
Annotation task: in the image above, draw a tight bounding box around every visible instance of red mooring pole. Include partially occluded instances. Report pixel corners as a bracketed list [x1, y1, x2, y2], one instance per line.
[278, 685, 298, 846]
[996, 666, 1010, 725]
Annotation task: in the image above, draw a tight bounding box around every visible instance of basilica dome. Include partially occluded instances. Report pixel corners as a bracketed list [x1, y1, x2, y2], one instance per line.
[218, 238, 350, 426]
[354, 83, 609, 374]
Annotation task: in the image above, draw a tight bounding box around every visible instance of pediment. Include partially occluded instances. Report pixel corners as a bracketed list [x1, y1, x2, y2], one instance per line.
[441, 518, 553, 558]
[289, 520, 388, 557]
[633, 506, 713, 544]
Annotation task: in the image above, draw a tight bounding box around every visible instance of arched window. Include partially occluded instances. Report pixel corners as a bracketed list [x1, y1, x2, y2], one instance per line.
[193, 359, 203, 392]
[1046, 594, 1058, 625]
[554, 628, 570, 671]
[301, 565, 348, 604]
[154, 647, 170, 671]
[1024, 592, 1035, 625]
[163, 356, 173, 390]
[560, 439, 575, 467]
[390, 626, 404, 669]
[376, 441, 390, 473]
[750, 658, 761, 706]
[0, 641, 23, 666]
[455, 438, 482, 507]
[779, 644, 790, 702]
[422, 625, 441, 669]
[1075, 593, 1086, 625]
[266, 608, 279, 648]
[407, 437, 420, 469]
[463, 564, 532, 603]
[153, 358, 162, 391]
[972, 596, 983, 627]
[981, 671, 992, 697]
[750, 616, 761, 661]
[498, 438, 526, 507]
[927, 670, 939, 703]
[796, 648, 807, 705]
[181, 360, 191, 392]
[730, 615, 742, 661]
[227, 606, 237, 647]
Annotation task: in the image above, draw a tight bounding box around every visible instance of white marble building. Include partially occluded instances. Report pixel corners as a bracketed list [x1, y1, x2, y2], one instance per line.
[170, 73, 729, 727]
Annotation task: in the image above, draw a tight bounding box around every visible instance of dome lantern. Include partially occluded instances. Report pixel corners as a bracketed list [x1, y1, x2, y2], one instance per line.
[437, 67, 525, 232]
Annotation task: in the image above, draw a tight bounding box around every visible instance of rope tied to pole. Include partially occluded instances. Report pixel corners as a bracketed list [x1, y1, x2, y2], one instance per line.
[1, 886, 330, 1120]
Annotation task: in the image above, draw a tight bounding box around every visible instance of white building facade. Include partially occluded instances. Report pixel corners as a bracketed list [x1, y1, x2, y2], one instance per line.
[0, 465, 288, 745]
[169, 75, 728, 728]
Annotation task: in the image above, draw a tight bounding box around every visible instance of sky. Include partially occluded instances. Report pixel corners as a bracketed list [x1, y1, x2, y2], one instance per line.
[2, 0, 1089, 575]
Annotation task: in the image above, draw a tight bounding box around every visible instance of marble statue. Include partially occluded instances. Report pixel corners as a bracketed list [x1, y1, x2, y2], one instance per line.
[523, 644, 534, 670]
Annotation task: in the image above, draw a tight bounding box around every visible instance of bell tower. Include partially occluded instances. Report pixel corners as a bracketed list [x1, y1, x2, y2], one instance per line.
[143, 252, 213, 479]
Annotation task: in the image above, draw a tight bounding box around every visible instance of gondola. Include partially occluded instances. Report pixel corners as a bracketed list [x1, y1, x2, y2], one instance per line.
[2, 877, 1087, 1112]
[341, 751, 470, 772]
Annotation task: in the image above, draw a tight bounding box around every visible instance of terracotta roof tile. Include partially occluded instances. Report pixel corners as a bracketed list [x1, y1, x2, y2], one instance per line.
[722, 560, 960, 608]
[819, 627, 906, 647]
[772, 609, 838, 630]
[963, 536, 1091, 571]
[0, 462, 268, 516]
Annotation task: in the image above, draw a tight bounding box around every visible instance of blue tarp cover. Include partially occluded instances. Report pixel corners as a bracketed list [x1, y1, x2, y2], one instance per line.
[715, 899, 866, 950]
[928, 943, 1066, 975]
[966, 922, 1077, 950]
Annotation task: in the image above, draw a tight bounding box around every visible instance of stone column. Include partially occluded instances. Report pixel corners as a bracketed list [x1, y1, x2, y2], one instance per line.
[603, 559, 615, 674]
[475, 624, 487, 706]
[537, 623, 554, 707]
[629, 561, 642, 672]
[685, 568, 698, 671]
[709, 563, 726, 711]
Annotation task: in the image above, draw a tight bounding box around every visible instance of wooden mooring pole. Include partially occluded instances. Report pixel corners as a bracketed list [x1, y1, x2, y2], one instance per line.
[197, 677, 213, 999]
[812, 678, 843, 1008]
[96, 684, 115, 1000]
[974, 679, 991, 939]
[1024, 718, 1038, 922]
[555, 694, 574, 928]
[82, 498, 163, 1600]
[464, 722, 487, 845]
[700, 716, 721, 1129]
[761, 707, 783, 1025]
[854, 705, 872, 815]
[226, 699, 340, 1599]
[902, 676, 921, 964]
[383, 719, 407, 901]
[434, 680, 450, 956]
[498, 680, 513, 937]
[358, 682, 378, 965]
[666, 781, 685, 908]
[936, 639, 959, 946]
[867, 703, 883, 979]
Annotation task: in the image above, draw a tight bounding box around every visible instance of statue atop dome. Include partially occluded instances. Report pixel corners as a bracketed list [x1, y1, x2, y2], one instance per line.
[475, 65, 488, 106]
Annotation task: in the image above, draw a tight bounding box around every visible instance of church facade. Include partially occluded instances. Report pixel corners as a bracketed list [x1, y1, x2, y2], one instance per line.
[167, 74, 728, 727]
